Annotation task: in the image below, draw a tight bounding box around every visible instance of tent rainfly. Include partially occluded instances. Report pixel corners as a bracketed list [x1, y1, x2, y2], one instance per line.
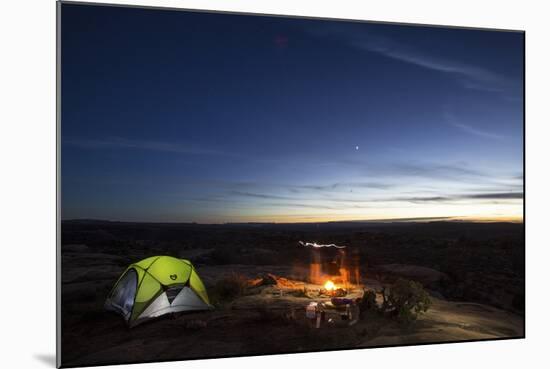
[105, 255, 212, 327]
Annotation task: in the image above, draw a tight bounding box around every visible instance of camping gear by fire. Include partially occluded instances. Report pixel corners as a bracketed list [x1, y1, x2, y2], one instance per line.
[330, 297, 357, 306]
[306, 299, 360, 328]
[306, 302, 318, 319]
[306, 302, 326, 328]
[330, 297, 360, 325]
[105, 255, 212, 327]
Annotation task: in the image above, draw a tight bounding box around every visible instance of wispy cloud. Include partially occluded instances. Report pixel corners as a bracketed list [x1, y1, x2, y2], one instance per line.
[450, 122, 504, 140]
[390, 192, 523, 204]
[393, 196, 449, 203]
[465, 192, 523, 200]
[64, 137, 231, 157]
[227, 188, 521, 207]
[230, 191, 297, 201]
[391, 162, 485, 181]
[229, 191, 369, 210]
[265, 202, 340, 210]
[444, 112, 505, 141]
[289, 182, 393, 193]
[361, 38, 509, 93]
[306, 25, 519, 97]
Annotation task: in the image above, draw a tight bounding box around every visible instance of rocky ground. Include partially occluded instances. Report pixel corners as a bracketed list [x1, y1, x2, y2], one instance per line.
[60, 246, 524, 367]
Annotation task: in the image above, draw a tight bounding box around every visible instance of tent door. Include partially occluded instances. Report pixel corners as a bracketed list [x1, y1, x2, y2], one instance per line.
[108, 269, 137, 320]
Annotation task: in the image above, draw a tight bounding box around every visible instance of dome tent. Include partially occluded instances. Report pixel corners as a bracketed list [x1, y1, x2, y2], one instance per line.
[105, 256, 212, 327]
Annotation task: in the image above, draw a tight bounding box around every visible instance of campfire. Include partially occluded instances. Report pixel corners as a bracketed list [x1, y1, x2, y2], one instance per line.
[299, 240, 362, 292]
[320, 279, 347, 297]
[324, 280, 335, 291]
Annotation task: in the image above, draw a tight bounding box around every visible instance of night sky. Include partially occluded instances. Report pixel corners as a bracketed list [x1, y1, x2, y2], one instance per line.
[61, 4, 524, 223]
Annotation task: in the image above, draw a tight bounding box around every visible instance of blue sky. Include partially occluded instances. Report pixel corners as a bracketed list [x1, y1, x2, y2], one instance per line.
[61, 4, 524, 223]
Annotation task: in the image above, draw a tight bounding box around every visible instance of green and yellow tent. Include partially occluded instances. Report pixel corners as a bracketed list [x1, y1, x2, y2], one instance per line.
[105, 256, 212, 327]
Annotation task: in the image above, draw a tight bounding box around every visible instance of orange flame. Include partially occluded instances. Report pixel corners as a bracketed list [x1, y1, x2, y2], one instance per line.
[324, 280, 335, 291]
[310, 263, 322, 284]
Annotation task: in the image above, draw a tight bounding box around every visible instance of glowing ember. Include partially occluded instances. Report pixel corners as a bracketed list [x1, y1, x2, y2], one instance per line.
[324, 280, 336, 291]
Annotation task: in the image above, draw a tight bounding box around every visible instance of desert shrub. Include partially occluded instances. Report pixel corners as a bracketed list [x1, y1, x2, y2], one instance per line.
[210, 273, 248, 303]
[385, 278, 431, 324]
[358, 289, 378, 316]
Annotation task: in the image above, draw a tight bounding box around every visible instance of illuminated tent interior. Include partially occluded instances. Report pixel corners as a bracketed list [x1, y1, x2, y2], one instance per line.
[105, 256, 212, 327]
